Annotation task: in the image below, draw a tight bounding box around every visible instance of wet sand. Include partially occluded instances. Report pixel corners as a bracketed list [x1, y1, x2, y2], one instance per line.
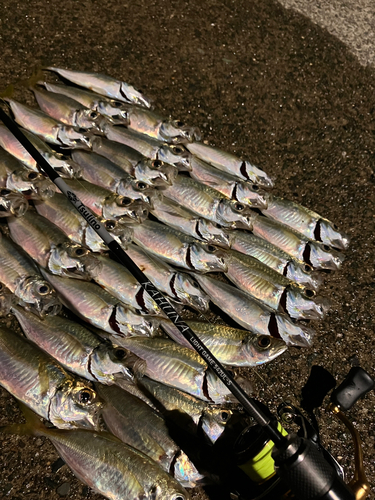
[0, 0, 374, 499]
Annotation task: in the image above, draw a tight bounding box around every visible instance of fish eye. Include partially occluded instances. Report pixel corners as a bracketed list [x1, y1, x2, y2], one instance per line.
[112, 100, 123, 108]
[77, 388, 94, 405]
[119, 197, 132, 206]
[251, 184, 259, 191]
[234, 202, 245, 212]
[73, 247, 88, 257]
[89, 111, 99, 119]
[332, 223, 339, 230]
[114, 348, 127, 360]
[304, 264, 312, 273]
[172, 146, 184, 154]
[0, 188, 11, 195]
[38, 284, 50, 295]
[27, 171, 39, 181]
[105, 220, 116, 230]
[206, 245, 217, 253]
[136, 181, 148, 190]
[322, 244, 331, 252]
[258, 336, 272, 349]
[152, 160, 162, 169]
[304, 288, 315, 298]
[174, 120, 185, 127]
[171, 496, 186, 500]
[220, 410, 230, 422]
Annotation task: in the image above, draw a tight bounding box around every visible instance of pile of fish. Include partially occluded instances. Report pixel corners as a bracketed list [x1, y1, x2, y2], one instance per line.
[0, 67, 349, 500]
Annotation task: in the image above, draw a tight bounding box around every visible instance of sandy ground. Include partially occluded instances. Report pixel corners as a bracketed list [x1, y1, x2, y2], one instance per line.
[0, 0, 374, 499]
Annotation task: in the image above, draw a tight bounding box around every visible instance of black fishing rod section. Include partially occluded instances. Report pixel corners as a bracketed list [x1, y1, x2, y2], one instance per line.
[0, 105, 356, 500]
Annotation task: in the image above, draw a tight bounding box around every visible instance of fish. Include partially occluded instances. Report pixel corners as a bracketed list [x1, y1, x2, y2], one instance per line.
[62, 178, 150, 222]
[189, 155, 268, 209]
[150, 194, 233, 248]
[119, 337, 233, 403]
[12, 305, 133, 384]
[229, 230, 323, 290]
[161, 175, 256, 230]
[42, 80, 131, 124]
[40, 270, 161, 341]
[224, 250, 329, 320]
[161, 320, 287, 367]
[71, 149, 155, 204]
[0, 147, 55, 200]
[0, 124, 80, 178]
[139, 376, 233, 444]
[2, 405, 188, 500]
[92, 136, 177, 186]
[32, 86, 109, 132]
[186, 141, 274, 189]
[192, 273, 315, 347]
[126, 243, 210, 313]
[6, 99, 93, 149]
[0, 233, 62, 317]
[91, 253, 164, 316]
[261, 194, 349, 251]
[250, 213, 345, 270]
[46, 66, 153, 108]
[131, 219, 228, 273]
[103, 124, 193, 171]
[7, 210, 101, 279]
[97, 384, 204, 488]
[34, 194, 134, 250]
[0, 325, 102, 429]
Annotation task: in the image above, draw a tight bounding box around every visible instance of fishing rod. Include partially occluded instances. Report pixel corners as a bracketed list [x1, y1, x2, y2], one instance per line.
[0, 105, 366, 500]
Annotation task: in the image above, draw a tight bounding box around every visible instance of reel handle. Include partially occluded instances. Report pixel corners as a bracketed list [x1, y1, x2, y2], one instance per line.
[330, 367, 374, 411]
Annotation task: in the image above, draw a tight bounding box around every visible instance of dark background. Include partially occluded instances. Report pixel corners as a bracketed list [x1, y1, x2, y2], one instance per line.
[0, 0, 374, 498]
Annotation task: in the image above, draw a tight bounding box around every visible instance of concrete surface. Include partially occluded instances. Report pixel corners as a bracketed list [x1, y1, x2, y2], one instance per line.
[0, 0, 374, 499]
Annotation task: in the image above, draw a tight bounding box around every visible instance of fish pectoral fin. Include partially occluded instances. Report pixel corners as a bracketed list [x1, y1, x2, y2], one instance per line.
[133, 358, 148, 378]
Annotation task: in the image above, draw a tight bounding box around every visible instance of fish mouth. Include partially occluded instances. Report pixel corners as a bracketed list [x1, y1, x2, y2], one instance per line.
[0, 194, 28, 217]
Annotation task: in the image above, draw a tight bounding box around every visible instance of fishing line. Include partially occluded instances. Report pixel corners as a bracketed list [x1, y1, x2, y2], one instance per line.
[0, 103, 283, 445]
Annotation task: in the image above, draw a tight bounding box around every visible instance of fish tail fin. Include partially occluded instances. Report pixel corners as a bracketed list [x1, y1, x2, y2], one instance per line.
[0, 84, 15, 99]
[18, 65, 45, 90]
[0, 401, 47, 437]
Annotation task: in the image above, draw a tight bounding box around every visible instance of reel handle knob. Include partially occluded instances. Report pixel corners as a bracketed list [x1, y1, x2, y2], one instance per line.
[330, 367, 374, 411]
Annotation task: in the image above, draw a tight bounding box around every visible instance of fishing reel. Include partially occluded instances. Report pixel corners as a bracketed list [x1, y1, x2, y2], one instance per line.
[231, 367, 374, 500]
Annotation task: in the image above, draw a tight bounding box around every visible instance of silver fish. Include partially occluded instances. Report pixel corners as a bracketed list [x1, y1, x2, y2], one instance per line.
[0, 147, 55, 200]
[192, 274, 315, 347]
[34, 194, 134, 251]
[12, 305, 133, 384]
[92, 136, 177, 186]
[121, 337, 232, 403]
[161, 320, 287, 367]
[43, 80, 131, 124]
[131, 219, 228, 273]
[2, 407, 188, 500]
[63, 178, 149, 222]
[262, 194, 349, 251]
[139, 376, 233, 444]
[224, 251, 329, 320]
[40, 270, 161, 341]
[32, 86, 109, 132]
[0, 233, 61, 317]
[0, 188, 28, 217]
[71, 149, 155, 204]
[47, 66, 153, 108]
[230, 230, 323, 290]
[162, 175, 255, 229]
[103, 124, 193, 171]
[107, 103, 200, 143]
[97, 384, 204, 488]
[0, 124, 80, 178]
[189, 155, 268, 209]
[7, 210, 101, 279]
[151, 193, 233, 248]
[126, 243, 210, 313]
[186, 141, 274, 189]
[0, 325, 102, 429]
[6, 99, 93, 149]
[251, 213, 345, 270]
[91, 253, 164, 316]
